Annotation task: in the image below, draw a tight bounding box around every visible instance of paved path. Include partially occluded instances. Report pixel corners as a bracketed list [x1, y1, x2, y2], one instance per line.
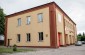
[1, 45, 85, 55]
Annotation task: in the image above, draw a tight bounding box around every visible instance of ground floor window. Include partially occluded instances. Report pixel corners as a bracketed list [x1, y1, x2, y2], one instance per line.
[17, 34, 20, 42]
[38, 32, 43, 41]
[27, 33, 31, 42]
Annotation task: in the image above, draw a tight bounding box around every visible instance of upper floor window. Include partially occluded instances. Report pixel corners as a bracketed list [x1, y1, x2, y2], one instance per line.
[27, 33, 31, 42]
[18, 18, 21, 26]
[27, 16, 31, 25]
[58, 13, 62, 22]
[38, 13, 43, 22]
[17, 34, 21, 42]
[38, 32, 43, 41]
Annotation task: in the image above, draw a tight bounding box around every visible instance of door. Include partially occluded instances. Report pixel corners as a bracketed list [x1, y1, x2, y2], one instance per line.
[58, 33, 61, 47]
[8, 39, 10, 46]
[69, 35, 71, 44]
[8, 39, 11, 47]
[65, 34, 67, 45]
[65, 34, 66, 45]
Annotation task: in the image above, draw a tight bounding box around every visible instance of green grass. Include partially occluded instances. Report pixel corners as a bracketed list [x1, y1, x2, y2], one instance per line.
[0, 47, 34, 53]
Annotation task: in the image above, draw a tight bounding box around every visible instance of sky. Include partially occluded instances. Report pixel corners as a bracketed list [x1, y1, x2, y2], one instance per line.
[0, 0, 85, 34]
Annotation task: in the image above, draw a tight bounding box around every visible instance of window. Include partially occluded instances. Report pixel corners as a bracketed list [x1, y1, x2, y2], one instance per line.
[38, 32, 43, 41]
[18, 18, 21, 26]
[17, 34, 20, 42]
[58, 13, 62, 22]
[27, 16, 31, 24]
[27, 33, 31, 42]
[38, 13, 43, 22]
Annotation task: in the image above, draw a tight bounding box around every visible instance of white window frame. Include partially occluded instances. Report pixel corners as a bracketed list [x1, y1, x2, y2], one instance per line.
[27, 33, 31, 42]
[27, 16, 31, 25]
[38, 32, 43, 41]
[18, 18, 21, 26]
[38, 13, 43, 22]
[17, 34, 20, 42]
[58, 13, 62, 22]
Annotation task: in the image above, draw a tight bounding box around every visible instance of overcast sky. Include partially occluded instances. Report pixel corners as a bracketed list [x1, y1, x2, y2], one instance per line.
[0, 0, 85, 34]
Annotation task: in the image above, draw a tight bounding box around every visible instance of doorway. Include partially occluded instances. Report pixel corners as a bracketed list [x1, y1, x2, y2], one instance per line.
[65, 34, 68, 45]
[8, 39, 11, 47]
[58, 32, 62, 47]
[69, 35, 72, 44]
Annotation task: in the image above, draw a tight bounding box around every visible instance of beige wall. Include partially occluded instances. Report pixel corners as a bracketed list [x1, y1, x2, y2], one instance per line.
[64, 16, 76, 44]
[6, 5, 77, 47]
[56, 8, 65, 46]
[74, 25, 77, 42]
[56, 7, 77, 46]
[7, 7, 51, 46]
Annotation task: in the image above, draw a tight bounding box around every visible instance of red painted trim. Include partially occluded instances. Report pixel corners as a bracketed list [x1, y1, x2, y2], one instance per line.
[49, 3, 58, 48]
[58, 33, 61, 47]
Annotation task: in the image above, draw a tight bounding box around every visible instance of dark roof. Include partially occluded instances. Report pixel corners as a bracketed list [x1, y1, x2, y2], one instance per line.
[5, 2, 76, 25]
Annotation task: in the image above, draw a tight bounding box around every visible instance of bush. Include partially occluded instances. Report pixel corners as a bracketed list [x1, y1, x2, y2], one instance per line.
[0, 41, 4, 45]
[13, 44, 17, 51]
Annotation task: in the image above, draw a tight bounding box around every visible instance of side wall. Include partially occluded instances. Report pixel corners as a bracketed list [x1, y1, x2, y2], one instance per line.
[6, 7, 51, 47]
[64, 16, 76, 45]
[56, 7, 65, 46]
[55, 5, 77, 46]
[5, 2, 77, 48]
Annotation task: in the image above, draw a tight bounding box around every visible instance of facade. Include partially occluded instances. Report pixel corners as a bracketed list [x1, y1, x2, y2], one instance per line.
[5, 2, 77, 48]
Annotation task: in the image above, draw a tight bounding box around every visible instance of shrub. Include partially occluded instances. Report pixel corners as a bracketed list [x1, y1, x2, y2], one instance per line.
[13, 44, 17, 51]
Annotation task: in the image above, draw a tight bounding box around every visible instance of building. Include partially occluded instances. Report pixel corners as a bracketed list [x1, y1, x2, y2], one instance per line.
[0, 35, 4, 45]
[0, 35, 4, 41]
[5, 2, 77, 48]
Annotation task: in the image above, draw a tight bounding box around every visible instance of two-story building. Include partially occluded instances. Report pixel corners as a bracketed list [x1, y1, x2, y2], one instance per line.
[5, 2, 77, 48]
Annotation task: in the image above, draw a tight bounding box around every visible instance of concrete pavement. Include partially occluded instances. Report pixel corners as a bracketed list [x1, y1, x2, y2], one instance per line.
[1, 45, 85, 55]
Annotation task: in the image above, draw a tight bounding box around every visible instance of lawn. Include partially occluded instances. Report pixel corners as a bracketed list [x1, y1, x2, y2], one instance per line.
[0, 46, 34, 53]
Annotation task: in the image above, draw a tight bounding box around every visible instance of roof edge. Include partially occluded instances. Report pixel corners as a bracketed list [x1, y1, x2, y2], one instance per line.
[5, 2, 76, 25]
[53, 2, 76, 25]
[5, 2, 54, 18]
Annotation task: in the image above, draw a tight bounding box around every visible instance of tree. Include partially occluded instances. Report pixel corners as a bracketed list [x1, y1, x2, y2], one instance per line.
[77, 33, 82, 41]
[0, 7, 5, 35]
[83, 32, 85, 37]
[77, 32, 85, 41]
[81, 32, 85, 41]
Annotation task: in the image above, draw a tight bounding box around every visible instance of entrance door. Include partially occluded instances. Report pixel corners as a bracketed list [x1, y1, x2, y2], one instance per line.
[8, 39, 10, 47]
[58, 33, 61, 47]
[69, 35, 71, 44]
[65, 34, 66, 45]
[8, 39, 11, 47]
[65, 34, 68, 45]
